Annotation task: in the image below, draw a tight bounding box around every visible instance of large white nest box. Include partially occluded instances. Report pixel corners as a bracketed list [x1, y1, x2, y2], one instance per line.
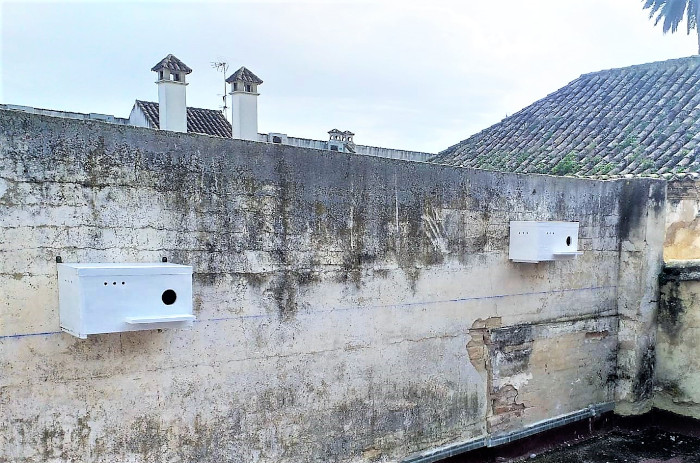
[509, 221, 582, 263]
[58, 263, 194, 339]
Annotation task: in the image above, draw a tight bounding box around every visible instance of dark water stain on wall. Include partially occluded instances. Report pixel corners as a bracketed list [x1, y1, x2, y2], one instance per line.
[308, 384, 483, 462]
[617, 179, 665, 241]
[658, 267, 695, 342]
[632, 344, 656, 401]
[618, 180, 648, 241]
[123, 416, 168, 460]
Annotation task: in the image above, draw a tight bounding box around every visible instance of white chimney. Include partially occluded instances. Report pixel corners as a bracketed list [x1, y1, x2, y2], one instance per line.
[151, 54, 191, 133]
[328, 129, 355, 153]
[226, 67, 263, 141]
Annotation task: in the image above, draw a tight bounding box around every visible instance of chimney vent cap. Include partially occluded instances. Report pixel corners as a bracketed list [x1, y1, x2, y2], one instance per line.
[226, 66, 263, 84]
[151, 54, 193, 74]
[328, 129, 355, 136]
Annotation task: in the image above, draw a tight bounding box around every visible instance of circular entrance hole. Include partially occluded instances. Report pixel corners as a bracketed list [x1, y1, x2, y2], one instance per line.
[162, 289, 177, 305]
[566, 236, 572, 246]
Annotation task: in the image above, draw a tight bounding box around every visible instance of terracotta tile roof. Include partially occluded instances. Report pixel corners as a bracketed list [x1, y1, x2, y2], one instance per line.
[225, 66, 263, 84]
[431, 56, 700, 179]
[135, 100, 232, 138]
[151, 54, 192, 74]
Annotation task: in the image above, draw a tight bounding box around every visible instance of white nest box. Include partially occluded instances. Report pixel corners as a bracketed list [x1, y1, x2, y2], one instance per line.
[509, 221, 582, 263]
[58, 263, 194, 339]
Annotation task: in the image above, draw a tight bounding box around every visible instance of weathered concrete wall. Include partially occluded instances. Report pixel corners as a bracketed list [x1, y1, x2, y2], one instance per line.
[614, 180, 666, 415]
[656, 261, 700, 419]
[0, 109, 665, 462]
[656, 182, 700, 419]
[664, 180, 700, 261]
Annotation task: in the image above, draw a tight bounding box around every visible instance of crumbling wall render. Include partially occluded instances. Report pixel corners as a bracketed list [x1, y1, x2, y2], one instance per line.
[664, 180, 700, 261]
[0, 110, 665, 463]
[468, 316, 618, 436]
[614, 180, 666, 415]
[656, 262, 700, 419]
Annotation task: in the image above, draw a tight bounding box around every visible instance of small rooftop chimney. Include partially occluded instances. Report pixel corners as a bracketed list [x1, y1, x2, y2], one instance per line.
[151, 54, 192, 133]
[328, 129, 355, 153]
[226, 67, 263, 141]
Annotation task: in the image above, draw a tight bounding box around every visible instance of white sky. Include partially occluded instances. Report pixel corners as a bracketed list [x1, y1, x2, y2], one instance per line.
[1, 0, 698, 153]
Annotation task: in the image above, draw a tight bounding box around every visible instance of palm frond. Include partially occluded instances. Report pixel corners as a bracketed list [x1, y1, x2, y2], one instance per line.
[661, 0, 688, 32]
[643, 0, 668, 20]
[688, 0, 697, 33]
[642, 0, 698, 34]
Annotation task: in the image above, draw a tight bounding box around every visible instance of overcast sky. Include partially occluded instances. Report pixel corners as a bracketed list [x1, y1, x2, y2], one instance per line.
[1, 0, 698, 153]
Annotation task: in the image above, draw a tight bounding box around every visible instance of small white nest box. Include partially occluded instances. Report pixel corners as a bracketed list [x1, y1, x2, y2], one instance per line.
[509, 221, 582, 263]
[58, 263, 194, 339]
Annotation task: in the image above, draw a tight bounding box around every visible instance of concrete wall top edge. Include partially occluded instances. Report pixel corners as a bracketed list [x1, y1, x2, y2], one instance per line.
[0, 109, 665, 190]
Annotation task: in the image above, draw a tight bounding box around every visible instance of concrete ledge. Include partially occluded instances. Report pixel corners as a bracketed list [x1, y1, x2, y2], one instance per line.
[402, 403, 615, 463]
[661, 260, 700, 282]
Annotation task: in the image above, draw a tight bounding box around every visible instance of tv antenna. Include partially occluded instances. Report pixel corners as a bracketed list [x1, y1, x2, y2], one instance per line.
[211, 61, 229, 120]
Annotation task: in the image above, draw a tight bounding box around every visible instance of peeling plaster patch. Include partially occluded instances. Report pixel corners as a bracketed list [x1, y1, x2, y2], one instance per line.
[490, 324, 534, 379]
[504, 372, 533, 390]
[492, 384, 526, 415]
[467, 317, 502, 374]
[585, 330, 610, 340]
[472, 317, 503, 330]
[468, 319, 534, 433]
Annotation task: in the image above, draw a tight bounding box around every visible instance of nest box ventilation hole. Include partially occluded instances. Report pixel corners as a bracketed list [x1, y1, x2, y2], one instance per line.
[162, 289, 177, 305]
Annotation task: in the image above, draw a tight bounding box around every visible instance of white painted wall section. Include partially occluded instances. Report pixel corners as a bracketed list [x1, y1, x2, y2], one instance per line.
[157, 81, 187, 133]
[232, 91, 258, 140]
[128, 105, 151, 128]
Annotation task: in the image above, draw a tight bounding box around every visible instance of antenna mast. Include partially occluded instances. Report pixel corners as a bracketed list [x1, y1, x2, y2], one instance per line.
[211, 61, 229, 121]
